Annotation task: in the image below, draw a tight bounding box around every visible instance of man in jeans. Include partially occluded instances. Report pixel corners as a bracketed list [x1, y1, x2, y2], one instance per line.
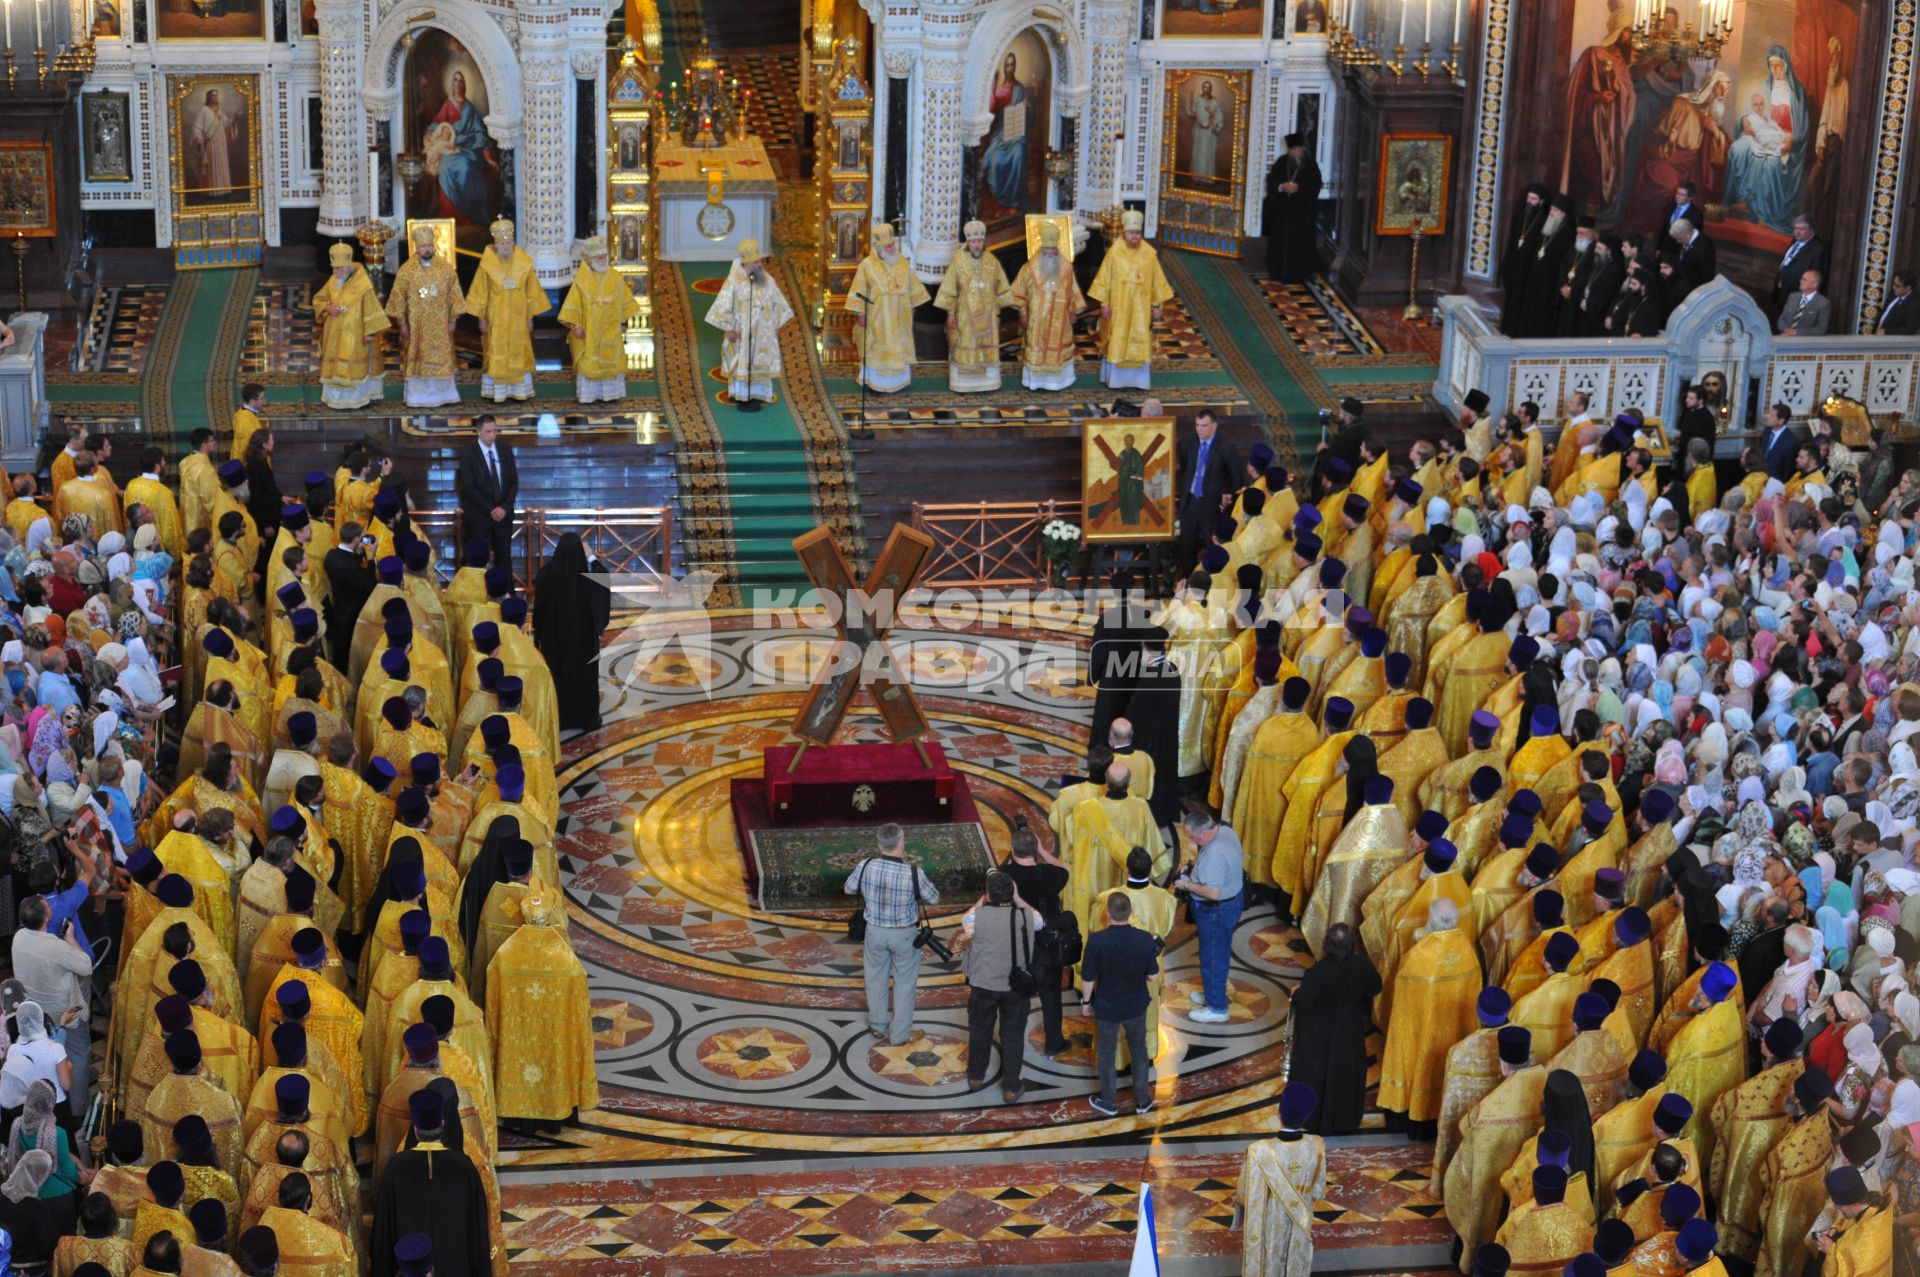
[1079, 891, 1160, 1116]
[1176, 809, 1244, 1023]
[844, 823, 939, 1045]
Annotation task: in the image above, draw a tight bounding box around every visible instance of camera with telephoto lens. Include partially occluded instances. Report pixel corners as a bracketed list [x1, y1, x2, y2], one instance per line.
[913, 924, 954, 963]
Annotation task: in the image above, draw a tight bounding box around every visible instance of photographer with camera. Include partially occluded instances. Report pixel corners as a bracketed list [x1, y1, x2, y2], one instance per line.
[958, 871, 1037, 1103]
[1174, 808, 1245, 1025]
[9, 889, 98, 1121]
[998, 821, 1073, 1059]
[844, 823, 940, 1047]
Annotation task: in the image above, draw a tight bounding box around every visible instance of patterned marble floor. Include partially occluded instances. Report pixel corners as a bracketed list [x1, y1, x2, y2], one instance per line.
[500, 605, 1441, 1274]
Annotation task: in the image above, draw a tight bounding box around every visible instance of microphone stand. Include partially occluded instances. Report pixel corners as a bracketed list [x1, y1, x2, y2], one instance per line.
[853, 289, 871, 437]
[736, 266, 762, 413]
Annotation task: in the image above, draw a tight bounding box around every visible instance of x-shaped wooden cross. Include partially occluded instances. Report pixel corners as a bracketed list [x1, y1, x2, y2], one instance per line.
[787, 524, 938, 770]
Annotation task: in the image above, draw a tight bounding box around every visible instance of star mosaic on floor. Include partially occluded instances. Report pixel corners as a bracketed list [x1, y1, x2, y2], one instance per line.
[1256, 278, 1380, 359]
[497, 1143, 1451, 1274]
[75, 284, 170, 375]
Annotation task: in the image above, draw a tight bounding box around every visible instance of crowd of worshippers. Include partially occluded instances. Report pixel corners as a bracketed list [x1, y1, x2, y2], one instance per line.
[0, 410, 610, 1277]
[1493, 183, 1920, 342]
[1069, 391, 1917, 1277]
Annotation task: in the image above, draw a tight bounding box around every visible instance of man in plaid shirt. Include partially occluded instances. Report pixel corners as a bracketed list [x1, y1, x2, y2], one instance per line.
[845, 824, 940, 1044]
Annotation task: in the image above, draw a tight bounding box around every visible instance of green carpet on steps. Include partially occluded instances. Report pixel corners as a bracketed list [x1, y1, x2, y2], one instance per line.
[682, 261, 819, 591]
[145, 267, 255, 440]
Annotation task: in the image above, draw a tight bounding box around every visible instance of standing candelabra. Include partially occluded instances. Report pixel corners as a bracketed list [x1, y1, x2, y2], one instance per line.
[1404, 218, 1425, 322]
[11, 234, 26, 312]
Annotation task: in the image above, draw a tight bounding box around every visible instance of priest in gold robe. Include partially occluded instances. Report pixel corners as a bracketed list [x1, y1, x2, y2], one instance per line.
[1375, 696, 1450, 831]
[1621, 791, 1681, 911]
[1438, 611, 1524, 757]
[1709, 1020, 1808, 1261]
[486, 881, 599, 1122]
[386, 226, 464, 410]
[256, 1192, 355, 1277]
[1062, 763, 1167, 936]
[311, 243, 390, 411]
[1422, 714, 1507, 823]
[1510, 933, 1586, 1063]
[933, 219, 1011, 392]
[243, 1022, 353, 1157]
[1239, 1082, 1327, 1277]
[1088, 210, 1173, 389]
[1432, 988, 1515, 1196]
[1591, 1052, 1673, 1216]
[1376, 894, 1481, 1136]
[705, 239, 793, 405]
[1007, 221, 1083, 390]
[467, 839, 543, 1003]
[377, 1023, 495, 1181]
[1229, 676, 1318, 895]
[1301, 774, 1406, 954]
[1445, 1027, 1547, 1271]
[1661, 962, 1746, 1169]
[464, 219, 546, 401]
[557, 236, 641, 403]
[848, 223, 929, 392]
[1546, 992, 1631, 1116]
[1751, 1070, 1836, 1277]
[140, 1032, 245, 1181]
[1495, 1166, 1594, 1273]
[258, 942, 369, 1137]
[1214, 646, 1285, 814]
[1384, 553, 1453, 685]
[383, 937, 493, 1100]
[1272, 696, 1358, 914]
[1811, 1169, 1889, 1277]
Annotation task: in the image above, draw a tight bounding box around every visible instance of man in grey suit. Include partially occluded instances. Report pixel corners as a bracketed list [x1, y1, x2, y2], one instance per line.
[1778, 270, 1833, 336]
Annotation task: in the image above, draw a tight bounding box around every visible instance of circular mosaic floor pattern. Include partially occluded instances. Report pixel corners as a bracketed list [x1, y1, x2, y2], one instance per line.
[548, 613, 1303, 1154]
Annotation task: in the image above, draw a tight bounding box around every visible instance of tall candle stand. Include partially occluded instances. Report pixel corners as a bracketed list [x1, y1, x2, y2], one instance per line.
[1403, 218, 1425, 322]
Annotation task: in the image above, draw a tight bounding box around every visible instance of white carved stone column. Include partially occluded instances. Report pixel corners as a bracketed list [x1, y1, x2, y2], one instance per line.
[516, 0, 574, 285]
[315, 0, 366, 235]
[1080, 0, 1129, 212]
[909, 1, 969, 274]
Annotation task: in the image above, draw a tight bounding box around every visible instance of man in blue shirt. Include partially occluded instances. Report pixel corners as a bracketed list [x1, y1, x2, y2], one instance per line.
[1079, 891, 1160, 1116]
[845, 823, 940, 1045]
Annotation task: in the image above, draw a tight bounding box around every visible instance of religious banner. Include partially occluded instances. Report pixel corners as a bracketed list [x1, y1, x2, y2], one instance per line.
[1081, 416, 1176, 543]
[1375, 133, 1451, 236]
[0, 143, 56, 236]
